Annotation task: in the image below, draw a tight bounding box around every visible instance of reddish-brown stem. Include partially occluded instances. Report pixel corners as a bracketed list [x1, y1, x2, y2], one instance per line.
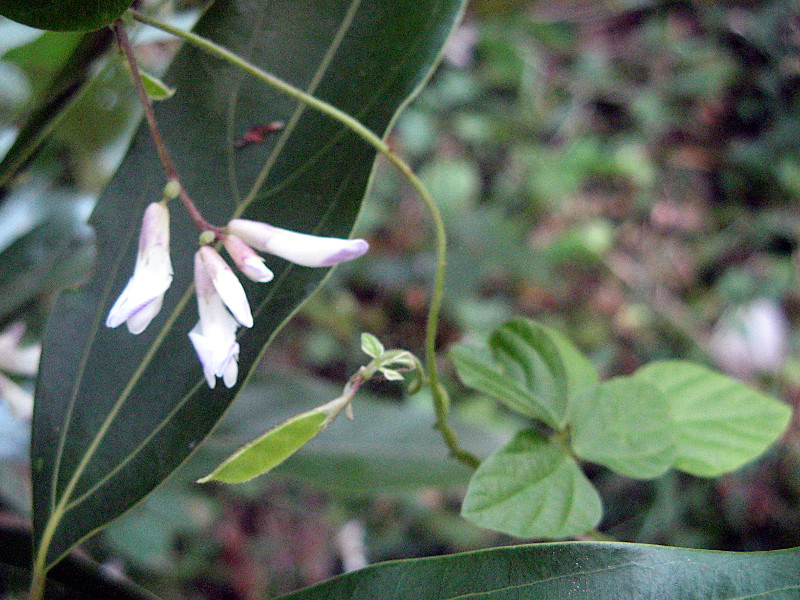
[112, 19, 224, 236]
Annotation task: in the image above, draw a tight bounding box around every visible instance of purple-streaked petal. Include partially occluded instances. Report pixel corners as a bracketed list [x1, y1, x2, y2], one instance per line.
[106, 202, 173, 334]
[223, 234, 274, 282]
[227, 219, 369, 268]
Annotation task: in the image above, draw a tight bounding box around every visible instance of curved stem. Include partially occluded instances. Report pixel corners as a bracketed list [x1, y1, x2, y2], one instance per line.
[113, 20, 224, 236]
[129, 9, 480, 468]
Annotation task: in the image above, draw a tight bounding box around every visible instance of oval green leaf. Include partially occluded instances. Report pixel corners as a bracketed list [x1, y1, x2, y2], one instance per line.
[489, 318, 599, 429]
[461, 429, 602, 538]
[571, 377, 676, 479]
[32, 0, 467, 571]
[0, 0, 133, 31]
[182, 369, 499, 494]
[634, 360, 792, 477]
[450, 344, 554, 423]
[198, 408, 328, 484]
[273, 542, 800, 600]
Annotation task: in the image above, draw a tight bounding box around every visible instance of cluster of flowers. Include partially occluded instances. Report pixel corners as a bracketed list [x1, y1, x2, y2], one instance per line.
[105, 202, 368, 388]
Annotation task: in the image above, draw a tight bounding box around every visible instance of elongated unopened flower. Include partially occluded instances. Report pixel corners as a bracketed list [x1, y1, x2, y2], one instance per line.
[223, 234, 274, 282]
[227, 219, 369, 268]
[189, 248, 245, 389]
[106, 202, 173, 334]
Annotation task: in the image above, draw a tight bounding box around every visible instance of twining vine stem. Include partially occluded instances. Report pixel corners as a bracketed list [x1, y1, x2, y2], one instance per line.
[128, 10, 480, 469]
[113, 20, 224, 236]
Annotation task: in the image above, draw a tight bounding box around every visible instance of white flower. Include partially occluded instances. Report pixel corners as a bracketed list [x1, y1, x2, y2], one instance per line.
[196, 245, 253, 327]
[0, 371, 33, 420]
[189, 249, 242, 389]
[223, 234, 274, 282]
[0, 322, 38, 419]
[0, 321, 39, 376]
[106, 202, 173, 334]
[227, 219, 369, 268]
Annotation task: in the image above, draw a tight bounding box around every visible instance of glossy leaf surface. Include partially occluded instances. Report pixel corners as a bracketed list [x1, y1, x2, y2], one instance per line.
[274, 542, 800, 600]
[0, 0, 133, 31]
[461, 430, 602, 538]
[635, 360, 791, 477]
[32, 0, 466, 569]
[571, 377, 676, 479]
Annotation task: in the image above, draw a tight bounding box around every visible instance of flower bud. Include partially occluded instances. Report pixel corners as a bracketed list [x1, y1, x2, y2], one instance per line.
[106, 202, 173, 334]
[223, 234, 274, 282]
[227, 219, 369, 268]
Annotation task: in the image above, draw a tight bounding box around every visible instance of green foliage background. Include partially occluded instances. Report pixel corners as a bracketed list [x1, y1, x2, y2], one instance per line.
[0, 0, 800, 598]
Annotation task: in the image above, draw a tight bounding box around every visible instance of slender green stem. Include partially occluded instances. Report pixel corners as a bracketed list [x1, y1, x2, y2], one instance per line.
[130, 9, 479, 468]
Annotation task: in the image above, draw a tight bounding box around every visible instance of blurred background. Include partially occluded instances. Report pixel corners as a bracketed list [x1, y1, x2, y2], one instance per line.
[1, 1, 800, 598]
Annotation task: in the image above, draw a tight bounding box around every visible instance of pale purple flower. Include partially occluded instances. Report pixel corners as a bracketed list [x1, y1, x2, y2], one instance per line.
[226, 219, 369, 268]
[196, 245, 253, 328]
[223, 234, 274, 282]
[189, 249, 242, 389]
[106, 202, 173, 334]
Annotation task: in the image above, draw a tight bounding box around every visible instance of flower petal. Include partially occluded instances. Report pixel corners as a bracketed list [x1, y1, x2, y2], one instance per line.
[191, 249, 243, 389]
[105, 269, 171, 333]
[223, 234, 274, 282]
[227, 219, 369, 268]
[106, 202, 173, 334]
[198, 246, 253, 327]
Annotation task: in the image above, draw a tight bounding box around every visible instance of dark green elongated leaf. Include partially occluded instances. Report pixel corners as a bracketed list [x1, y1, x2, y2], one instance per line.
[634, 360, 791, 477]
[0, 29, 114, 189]
[489, 318, 599, 428]
[571, 377, 676, 479]
[0, 0, 132, 31]
[32, 0, 467, 571]
[0, 216, 95, 326]
[273, 541, 800, 600]
[0, 523, 160, 600]
[461, 429, 602, 538]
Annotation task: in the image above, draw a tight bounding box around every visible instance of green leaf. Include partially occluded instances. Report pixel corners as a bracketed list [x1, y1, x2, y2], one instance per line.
[452, 318, 598, 429]
[450, 343, 555, 423]
[0, 29, 114, 190]
[138, 70, 176, 101]
[360, 332, 384, 358]
[0, 215, 94, 324]
[0, 524, 160, 600]
[635, 360, 792, 477]
[32, 0, 467, 571]
[571, 377, 676, 479]
[461, 430, 602, 538]
[181, 369, 500, 494]
[0, 0, 133, 31]
[489, 320, 599, 429]
[272, 542, 800, 600]
[198, 408, 328, 484]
